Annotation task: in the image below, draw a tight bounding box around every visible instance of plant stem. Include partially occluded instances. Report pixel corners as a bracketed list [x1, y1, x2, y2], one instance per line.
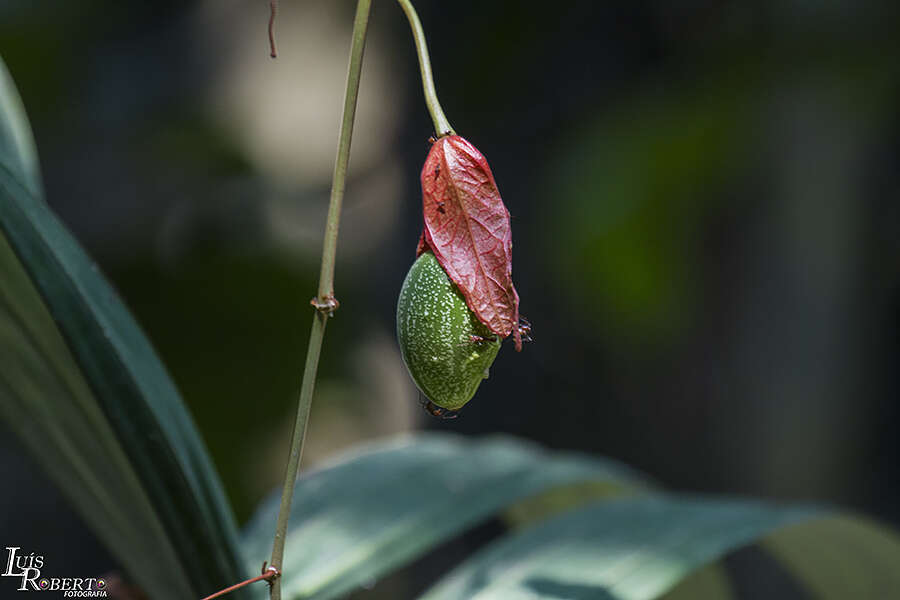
[395, 0, 455, 136]
[268, 2, 372, 599]
[318, 0, 373, 303]
[201, 570, 277, 600]
[268, 0, 278, 58]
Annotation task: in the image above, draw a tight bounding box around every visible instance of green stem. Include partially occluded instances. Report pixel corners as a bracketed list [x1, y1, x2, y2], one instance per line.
[396, 0, 455, 136]
[268, 2, 372, 599]
[318, 0, 372, 302]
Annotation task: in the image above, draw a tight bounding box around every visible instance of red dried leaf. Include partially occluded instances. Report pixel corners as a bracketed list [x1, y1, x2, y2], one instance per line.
[417, 135, 522, 350]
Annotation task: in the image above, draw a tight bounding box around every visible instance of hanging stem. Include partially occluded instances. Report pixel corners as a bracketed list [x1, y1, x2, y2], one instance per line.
[267, 2, 372, 600]
[268, 0, 279, 58]
[395, 0, 455, 136]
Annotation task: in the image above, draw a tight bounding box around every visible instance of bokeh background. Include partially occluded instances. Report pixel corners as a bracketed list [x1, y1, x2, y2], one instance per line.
[1, 0, 899, 596]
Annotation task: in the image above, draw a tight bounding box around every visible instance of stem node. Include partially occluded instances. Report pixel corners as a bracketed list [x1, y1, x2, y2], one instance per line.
[199, 568, 279, 600]
[311, 295, 340, 317]
[264, 565, 281, 582]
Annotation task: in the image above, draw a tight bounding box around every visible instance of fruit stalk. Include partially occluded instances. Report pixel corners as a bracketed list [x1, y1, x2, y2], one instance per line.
[267, 1, 372, 599]
[395, 0, 455, 136]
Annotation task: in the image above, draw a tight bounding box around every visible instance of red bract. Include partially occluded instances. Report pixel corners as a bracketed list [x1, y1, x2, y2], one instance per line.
[417, 135, 522, 351]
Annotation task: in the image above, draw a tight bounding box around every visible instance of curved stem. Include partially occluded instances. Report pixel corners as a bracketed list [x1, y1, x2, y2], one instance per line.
[395, 0, 455, 136]
[268, 2, 372, 599]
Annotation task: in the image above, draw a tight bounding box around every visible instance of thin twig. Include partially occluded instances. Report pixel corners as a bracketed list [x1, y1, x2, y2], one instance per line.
[201, 568, 278, 600]
[268, 0, 278, 58]
[266, 2, 373, 599]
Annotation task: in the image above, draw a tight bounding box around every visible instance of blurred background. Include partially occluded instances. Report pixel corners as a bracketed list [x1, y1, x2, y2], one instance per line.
[1, 0, 899, 596]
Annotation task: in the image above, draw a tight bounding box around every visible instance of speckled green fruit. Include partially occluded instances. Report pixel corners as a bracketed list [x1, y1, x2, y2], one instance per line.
[397, 252, 501, 411]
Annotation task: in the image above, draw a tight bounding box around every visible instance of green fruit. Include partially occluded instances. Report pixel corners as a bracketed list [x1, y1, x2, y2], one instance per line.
[396, 252, 502, 411]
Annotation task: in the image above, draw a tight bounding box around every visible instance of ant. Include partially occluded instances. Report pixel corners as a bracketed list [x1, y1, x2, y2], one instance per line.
[518, 315, 533, 343]
[427, 131, 453, 144]
[465, 334, 499, 345]
[460, 318, 531, 348]
[420, 397, 459, 419]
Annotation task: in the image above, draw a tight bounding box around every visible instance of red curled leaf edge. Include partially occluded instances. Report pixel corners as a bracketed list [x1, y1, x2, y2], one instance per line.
[417, 135, 522, 351]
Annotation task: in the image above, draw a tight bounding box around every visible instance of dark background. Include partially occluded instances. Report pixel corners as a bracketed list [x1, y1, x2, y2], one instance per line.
[1, 0, 899, 596]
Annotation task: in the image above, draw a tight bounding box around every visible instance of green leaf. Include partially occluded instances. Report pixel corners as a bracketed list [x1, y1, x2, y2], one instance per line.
[657, 563, 734, 600]
[420, 496, 821, 600]
[241, 433, 649, 600]
[421, 496, 900, 600]
[0, 56, 247, 598]
[0, 60, 40, 198]
[763, 513, 900, 598]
